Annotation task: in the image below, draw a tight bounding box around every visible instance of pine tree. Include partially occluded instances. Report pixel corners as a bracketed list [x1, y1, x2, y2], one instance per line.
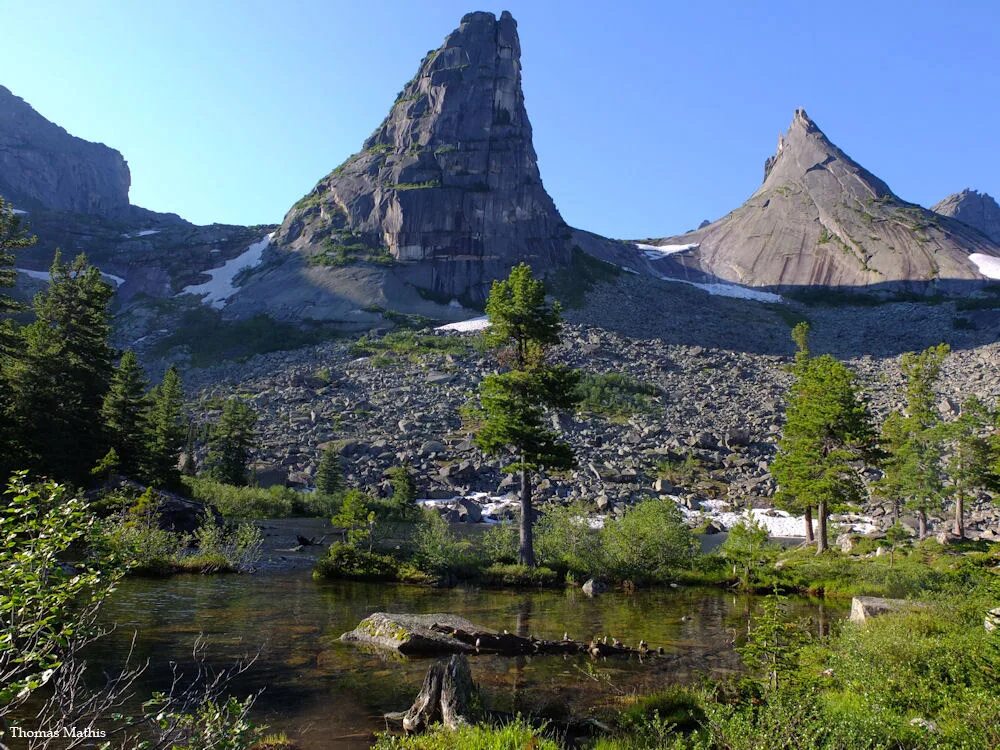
[943, 397, 993, 538]
[877, 345, 949, 538]
[101, 351, 150, 480]
[145, 366, 187, 489]
[475, 264, 580, 566]
[0, 198, 36, 480]
[386, 464, 418, 520]
[205, 397, 257, 486]
[315, 444, 344, 497]
[771, 329, 875, 553]
[8, 253, 114, 482]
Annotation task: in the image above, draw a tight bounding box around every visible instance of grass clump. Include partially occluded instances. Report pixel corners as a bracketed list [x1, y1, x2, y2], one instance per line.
[350, 330, 472, 360]
[479, 564, 561, 588]
[313, 542, 399, 582]
[183, 476, 328, 518]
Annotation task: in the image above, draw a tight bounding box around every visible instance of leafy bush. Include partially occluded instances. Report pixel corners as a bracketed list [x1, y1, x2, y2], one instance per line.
[411, 509, 477, 577]
[313, 542, 398, 581]
[481, 522, 519, 565]
[349, 330, 470, 360]
[534, 503, 601, 576]
[183, 476, 312, 518]
[599, 499, 698, 584]
[720, 516, 776, 589]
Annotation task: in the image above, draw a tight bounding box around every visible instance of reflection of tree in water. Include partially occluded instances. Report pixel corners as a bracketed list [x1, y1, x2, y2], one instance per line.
[510, 596, 533, 712]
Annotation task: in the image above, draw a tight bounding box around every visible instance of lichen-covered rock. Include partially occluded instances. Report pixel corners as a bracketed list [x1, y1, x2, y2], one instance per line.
[340, 613, 485, 655]
[649, 109, 1000, 291]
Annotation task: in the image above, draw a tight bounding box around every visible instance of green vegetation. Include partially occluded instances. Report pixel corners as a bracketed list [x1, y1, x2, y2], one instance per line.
[374, 719, 559, 750]
[394, 179, 440, 190]
[205, 397, 258, 485]
[548, 246, 621, 309]
[150, 307, 338, 367]
[350, 329, 472, 360]
[475, 263, 581, 566]
[183, 476, 326, 518]
[575, 371, 660, 418]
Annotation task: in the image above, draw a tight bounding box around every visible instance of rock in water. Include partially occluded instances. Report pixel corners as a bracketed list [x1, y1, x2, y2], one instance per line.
[340, 613, 483, 655]
[234, 11, 574, 320]
[646, 109, 1000, 291]
[0, 85, 130, 216]
[933, 188, 1000, 244]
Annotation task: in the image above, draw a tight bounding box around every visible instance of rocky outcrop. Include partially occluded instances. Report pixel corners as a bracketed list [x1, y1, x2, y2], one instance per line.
[646, 110, 1000, 291]
[0, 85, 130, 216]
[235, 11, 573, 320]
[849, 596, 923, 624]
[933, 189, 1000, 243]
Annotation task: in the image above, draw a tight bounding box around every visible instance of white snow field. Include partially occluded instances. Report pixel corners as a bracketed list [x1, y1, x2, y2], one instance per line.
[18, 268, 125, 287]
[635, 242, 699, 260]
[435, 316, 490, 332]
[182, 233, 273, 309]
[969, 253, 1000, 280]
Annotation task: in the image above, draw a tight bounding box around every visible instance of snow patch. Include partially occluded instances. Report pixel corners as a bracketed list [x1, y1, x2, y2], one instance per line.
[682, 498, 878, 538]
[435, 316, 490, 332]
[655, 274, 783, 303]
[122, 229, 161, 238]
[418, 493, 519, 524]
[636, 242, 699, 260]
[617, 264, 641, 275]
[181, 234, 273, 309]
[17, 268, 125, 287]
[11, 208, 27, 216]
[969, 253, 1000, 280]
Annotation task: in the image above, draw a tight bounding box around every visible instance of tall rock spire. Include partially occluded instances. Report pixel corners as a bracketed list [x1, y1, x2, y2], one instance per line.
[272, 10, 571, 303]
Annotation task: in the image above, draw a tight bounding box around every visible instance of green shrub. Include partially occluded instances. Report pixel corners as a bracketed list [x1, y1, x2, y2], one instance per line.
[313, 543, 398, 581]
[534, 503, 601, 576]
[183, 476, 309, 518]
[599, 499, 698, 584]
[411, 510, 477, 577]
[481, 523, 518, 565]
[575, 372, 660, 418]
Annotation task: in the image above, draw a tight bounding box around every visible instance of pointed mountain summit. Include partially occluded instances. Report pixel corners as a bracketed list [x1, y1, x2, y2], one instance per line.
[647, 109, 999, 290]
[244, 10, 573, 320]
[933, 189, 1000, 244]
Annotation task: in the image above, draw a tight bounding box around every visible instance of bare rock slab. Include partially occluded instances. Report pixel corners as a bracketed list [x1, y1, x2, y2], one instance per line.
[340, 613, 485, 655]
[849, 596, 920, 624]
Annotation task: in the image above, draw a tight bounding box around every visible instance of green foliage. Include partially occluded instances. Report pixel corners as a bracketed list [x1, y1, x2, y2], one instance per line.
[373, 719, 559, 750]
[349, 330, 471, 360]
[313, 542, 398, 581]
[102, 350, 151, 478]
[332, 489, 379, 549]
[386, 464, 419, 520]
[482, 522, 519, 565]
[547, 246, 621, 309]
[574, 371, 660, 418]
[393, 179, 440, 190]
[145, 365, 187, 489]
[183, 476, 314, 518]
[145, 693, 263, 750]
[205, 398, 258, 485]
[0, 473, 124, 710]
[315, 444, 344, 497]
[479, 563, 561, 587]
[771, 324, 875, 550]
[534, 502, 601, 576]
[736, 591, 808, 692]
[942, 396, 994, 535]
[599, 499, 698, 584]
[8, 252, 115, 483]
[410, 508, 476, 576]
[309, 235, 394, 267]
[721, 516, 775, 588]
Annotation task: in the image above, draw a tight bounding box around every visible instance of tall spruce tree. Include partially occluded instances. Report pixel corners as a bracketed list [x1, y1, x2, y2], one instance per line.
[145, 366, 186, 489]
[771, 324, 875, 553]
[475, 264, 580, 567]
[205, 397, 257, 486]
[877, 344, 949, 538]
[0, 198, 37, 480]
[943, 397, 993, 538]
[315, 444, 344, 497]
[101, 351, 150, 480]
[9, 253, 114, 482]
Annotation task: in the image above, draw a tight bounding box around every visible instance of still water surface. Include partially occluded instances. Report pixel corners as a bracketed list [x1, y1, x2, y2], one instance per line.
[91, 523, 847, 748]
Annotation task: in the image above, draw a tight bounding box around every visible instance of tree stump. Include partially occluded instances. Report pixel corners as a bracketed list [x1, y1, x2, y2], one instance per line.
[396, 654, 475, 733]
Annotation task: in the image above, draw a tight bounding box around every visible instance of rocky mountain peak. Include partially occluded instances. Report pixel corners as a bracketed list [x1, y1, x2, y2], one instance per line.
[649, 109, 1000, 290]
[933, 189, 1000, 243]
[0, 85, 131, 216]
[268, 10, 572, 307]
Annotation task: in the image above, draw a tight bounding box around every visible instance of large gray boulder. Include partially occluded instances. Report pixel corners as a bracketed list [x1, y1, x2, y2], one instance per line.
[340, 613, 485, 655]
[645, 109, 1000, 291]
[849, 596, 920, 624]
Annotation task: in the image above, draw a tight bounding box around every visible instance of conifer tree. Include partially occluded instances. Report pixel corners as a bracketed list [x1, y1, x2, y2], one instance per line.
[943, 396, 993, 538]
[205, 398, 257, 486]
[101, 350, 150, 480]
[475, 264, 580, 566]
[0, 198, 36, 480]
[9, 253, 114, 482]
[145, 366, 187, 490]
[771, 324, 875, 553]
[315, 444, 344, 497]
[877, 344, 949, 538]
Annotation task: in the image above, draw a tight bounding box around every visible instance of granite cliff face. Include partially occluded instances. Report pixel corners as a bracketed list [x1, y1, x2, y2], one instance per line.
[266, 10, 572, 306]
[0, 85, 130, 216]
[648, 110, 999, 291]
[933, 189, 1000, 244]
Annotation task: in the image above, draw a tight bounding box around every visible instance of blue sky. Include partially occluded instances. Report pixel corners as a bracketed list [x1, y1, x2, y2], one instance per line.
[3, 1, 998, 238]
